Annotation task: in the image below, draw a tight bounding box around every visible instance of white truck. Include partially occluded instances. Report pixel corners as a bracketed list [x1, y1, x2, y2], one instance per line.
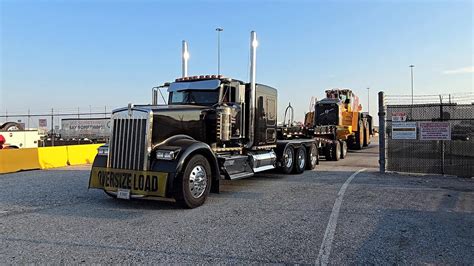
[0, 122, 41, 148]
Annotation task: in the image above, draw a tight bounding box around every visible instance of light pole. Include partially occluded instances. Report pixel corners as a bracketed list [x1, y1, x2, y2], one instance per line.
[409, 65, 415, 105]
[367, 87, 370, 114]
[216, 27, 223, 75]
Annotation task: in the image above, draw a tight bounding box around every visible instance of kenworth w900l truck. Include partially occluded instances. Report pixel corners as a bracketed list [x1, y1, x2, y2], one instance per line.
[88, 32, 319, 208]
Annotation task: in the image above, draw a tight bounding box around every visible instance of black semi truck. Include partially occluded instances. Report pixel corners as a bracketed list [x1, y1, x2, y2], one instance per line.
[89, 31, 319, 208]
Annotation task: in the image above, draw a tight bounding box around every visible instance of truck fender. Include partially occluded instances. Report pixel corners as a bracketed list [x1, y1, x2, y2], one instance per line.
[91, 144, 108, 168]
[152, 135, 220, 194]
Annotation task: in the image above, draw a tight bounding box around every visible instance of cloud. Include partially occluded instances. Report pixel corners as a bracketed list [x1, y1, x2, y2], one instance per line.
[443, 66, 474, 74]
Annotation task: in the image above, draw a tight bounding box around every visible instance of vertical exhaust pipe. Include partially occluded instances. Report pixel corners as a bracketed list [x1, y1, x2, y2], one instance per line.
[246, 31, 258, 148]
[182, 40, 189, 77]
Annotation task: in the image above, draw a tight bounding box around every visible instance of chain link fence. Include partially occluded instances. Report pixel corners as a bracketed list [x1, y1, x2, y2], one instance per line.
[379, 92, 473, 178]
[0, 106, 119, 146]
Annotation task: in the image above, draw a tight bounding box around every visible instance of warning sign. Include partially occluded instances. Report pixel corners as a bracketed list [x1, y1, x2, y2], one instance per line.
[392, 112, 407, 122]
[420, 122, 451, 140]
[392, 122, 417, 140]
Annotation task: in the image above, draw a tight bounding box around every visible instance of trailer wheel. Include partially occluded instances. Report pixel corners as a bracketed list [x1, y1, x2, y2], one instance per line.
[293, 147, 306, 174]
[332, 141, 341, 161]
[280, 145, 295, 174]
[340, 140, 347, 159]
[175, 154, 211, 208]
[306, 143, 318, 170]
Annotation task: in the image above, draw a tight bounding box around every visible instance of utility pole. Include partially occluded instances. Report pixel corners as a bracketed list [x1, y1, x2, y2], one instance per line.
[216, 27, 223, 76]
[51, 108, 54, 147]
[409, 65, 415, 105]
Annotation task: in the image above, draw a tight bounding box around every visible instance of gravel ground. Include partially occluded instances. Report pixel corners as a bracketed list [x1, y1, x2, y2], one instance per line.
[0, 140, 473, 264]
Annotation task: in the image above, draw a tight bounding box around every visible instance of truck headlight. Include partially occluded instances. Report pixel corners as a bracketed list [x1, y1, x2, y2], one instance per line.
[98, 146, 109, 156]
[155, 149, 178, 160]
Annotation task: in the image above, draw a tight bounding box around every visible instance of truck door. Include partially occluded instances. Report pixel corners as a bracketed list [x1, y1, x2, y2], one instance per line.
[265, 96, 276, 143]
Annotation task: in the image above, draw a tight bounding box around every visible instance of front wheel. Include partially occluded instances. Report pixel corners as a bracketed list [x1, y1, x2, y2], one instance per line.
[175, 155, 211, 208]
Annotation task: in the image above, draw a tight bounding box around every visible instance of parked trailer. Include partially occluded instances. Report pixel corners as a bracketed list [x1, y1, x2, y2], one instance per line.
[60, 118, 111, 141]
[88, 31, 319, 208]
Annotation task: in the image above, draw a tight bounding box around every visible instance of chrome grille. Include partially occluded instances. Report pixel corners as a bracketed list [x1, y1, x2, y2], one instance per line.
[108, 109, 151, 170]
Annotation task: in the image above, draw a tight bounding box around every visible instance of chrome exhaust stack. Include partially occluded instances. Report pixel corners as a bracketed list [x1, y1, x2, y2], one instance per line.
[246, 31, 258, 148]
[182, 40, 189, 77]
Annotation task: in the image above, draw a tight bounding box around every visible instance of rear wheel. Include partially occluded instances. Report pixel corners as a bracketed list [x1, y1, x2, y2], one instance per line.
[280, 145, 295, 174]
[325, 141, 341, 161]
[340, 140, 347, 159]
[175, 155, 211, 208]
[332, 141, 341, 161]
[363, 121, 370, 147]
[293, 147, 306, 174]
[306, 143, 318, 170]
[352, 119, 364, 150]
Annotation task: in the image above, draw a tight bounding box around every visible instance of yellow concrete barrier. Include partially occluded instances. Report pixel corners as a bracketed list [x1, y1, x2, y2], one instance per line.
[37, 146, 69, 169]
[67, 144, 101, 166]
[0, 148, 41, 173]
[0, 143, 101, 174]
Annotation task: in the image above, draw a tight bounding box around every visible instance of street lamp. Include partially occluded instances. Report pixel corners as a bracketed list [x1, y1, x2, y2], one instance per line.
[409, 65, 415, 105]
[216, 27, 223, 75]
[367, 87, 370, 114]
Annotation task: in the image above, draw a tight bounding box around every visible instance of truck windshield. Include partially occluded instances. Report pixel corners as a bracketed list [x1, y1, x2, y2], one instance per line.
[169, 90, 219, 105]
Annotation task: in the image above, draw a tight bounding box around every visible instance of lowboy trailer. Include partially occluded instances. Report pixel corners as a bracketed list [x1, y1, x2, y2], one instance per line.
[89, 31, 320, 208]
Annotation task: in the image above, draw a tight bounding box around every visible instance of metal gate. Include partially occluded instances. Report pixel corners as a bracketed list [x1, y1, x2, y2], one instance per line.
[379, 92, 474, 177]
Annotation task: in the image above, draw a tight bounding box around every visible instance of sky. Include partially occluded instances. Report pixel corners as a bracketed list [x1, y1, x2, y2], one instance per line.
[1, 0, 473, 124]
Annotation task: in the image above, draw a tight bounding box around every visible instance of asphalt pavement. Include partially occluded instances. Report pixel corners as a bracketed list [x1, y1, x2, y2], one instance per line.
[0, 139, 473, 264]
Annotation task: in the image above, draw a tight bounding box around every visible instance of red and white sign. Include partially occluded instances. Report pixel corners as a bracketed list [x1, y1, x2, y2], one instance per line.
[420, 122, 451, 140]
[392, 112, 407, 122]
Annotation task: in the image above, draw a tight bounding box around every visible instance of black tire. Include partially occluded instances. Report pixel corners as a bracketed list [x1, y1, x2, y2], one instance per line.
[1, 122, 24, 131]
[332, 141, 341, 161]
[175, 154, 211, 208]
[280, 145, 295, 174]
[306, 143, 318, 170]
[363, 121, 370, 147]
[352, 119, 364, 150]
[340, 140, 347, 159]
[324, 141, 340, 161]
[293, 147, 306, 174]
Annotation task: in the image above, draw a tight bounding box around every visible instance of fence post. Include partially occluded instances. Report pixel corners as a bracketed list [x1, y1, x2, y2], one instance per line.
[439, 95, 445, 175]
[378, 91, 386, 173]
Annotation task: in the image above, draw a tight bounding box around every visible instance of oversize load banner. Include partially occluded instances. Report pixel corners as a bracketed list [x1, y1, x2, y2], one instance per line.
[420, 122, 451, 140]
[392, 122, 417, 140]
[89, 167, 168, 197]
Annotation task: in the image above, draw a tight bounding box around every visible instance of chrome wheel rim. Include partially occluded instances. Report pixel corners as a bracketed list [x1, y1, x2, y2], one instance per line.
[310, 146, 317, 167]
[284, 148, 293, 168]
[188, 165, 207, 198]
[298, 149, 305, 169]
